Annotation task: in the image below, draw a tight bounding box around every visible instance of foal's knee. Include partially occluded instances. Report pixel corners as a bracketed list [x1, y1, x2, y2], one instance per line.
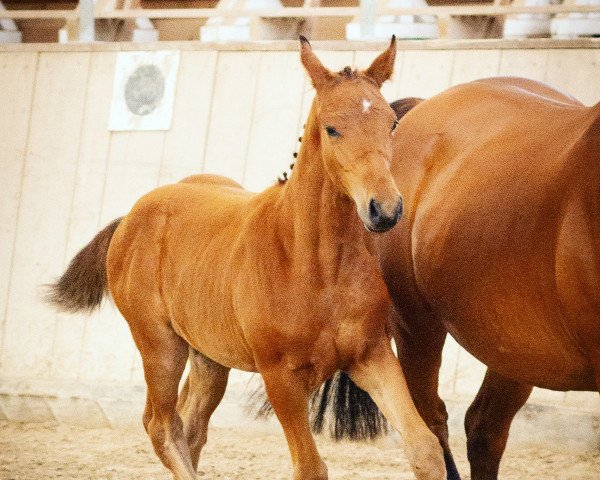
[186, 425, 208, 453]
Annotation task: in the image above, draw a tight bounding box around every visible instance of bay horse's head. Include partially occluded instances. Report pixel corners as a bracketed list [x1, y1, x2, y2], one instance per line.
[300, 36, 402, 233]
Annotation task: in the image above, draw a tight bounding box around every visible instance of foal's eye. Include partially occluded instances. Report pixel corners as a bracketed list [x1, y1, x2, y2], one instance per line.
[325, 126, 341, 138]
[391, 120, 399, 132]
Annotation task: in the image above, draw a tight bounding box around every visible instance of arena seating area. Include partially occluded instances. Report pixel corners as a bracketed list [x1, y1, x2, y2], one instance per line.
[1, 0, 599, 43]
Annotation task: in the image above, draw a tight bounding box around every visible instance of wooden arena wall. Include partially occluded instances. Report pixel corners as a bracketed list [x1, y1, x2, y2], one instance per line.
[1, 41, 599, 436]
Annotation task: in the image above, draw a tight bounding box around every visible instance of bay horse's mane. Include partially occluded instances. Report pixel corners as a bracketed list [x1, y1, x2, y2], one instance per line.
[389, 97, 424, 120]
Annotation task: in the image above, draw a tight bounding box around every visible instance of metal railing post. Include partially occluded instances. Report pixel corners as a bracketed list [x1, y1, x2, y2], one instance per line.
[79, 0, 95, 42]
[359, 0, 377, 39]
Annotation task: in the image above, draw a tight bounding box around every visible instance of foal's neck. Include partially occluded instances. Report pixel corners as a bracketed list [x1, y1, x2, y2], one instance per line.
[279, 102, 370, 280]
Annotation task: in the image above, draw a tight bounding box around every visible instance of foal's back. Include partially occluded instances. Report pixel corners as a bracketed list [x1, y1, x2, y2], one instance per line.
[107, 174, 254, 279]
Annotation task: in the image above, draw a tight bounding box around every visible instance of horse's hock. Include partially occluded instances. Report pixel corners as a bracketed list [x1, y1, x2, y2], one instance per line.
[1, 40, 599, 454]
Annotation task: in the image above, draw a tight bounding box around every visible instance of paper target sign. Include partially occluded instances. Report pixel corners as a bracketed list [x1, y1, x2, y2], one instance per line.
[109, 51, 180, 131]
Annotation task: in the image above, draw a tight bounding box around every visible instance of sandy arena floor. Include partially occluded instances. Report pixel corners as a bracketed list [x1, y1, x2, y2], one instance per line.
[1, 420, 599, 479]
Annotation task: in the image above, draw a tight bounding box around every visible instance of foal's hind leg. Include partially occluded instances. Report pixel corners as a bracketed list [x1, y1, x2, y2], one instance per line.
[177, 348, 230, 471]
[348, 340, 446, 480]
[464, 369, 532, 480]
[261, 367, 328, 480]
[131, 320, 197, 480]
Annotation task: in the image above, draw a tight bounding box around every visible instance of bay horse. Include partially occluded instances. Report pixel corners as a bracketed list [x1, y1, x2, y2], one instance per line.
[46, 37, 446, 480]
[314, 77, 600, 480]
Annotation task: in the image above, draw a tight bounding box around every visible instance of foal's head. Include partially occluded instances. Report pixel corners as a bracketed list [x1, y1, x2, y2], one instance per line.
[300, 37, 402, 233]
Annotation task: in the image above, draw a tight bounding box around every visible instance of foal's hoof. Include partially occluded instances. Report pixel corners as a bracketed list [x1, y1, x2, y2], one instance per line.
[293, 460, 328, 480]
[407, 433, 447, 480]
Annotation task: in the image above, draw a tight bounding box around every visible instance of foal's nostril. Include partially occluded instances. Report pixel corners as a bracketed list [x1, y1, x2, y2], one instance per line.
[367, 198, 402, 232]
[393, 198, 403, 221]
[369, 198, 383, 223]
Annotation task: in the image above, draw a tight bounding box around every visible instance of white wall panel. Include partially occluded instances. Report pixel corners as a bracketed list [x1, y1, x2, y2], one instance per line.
[1, 52, 90, 379]
[0, 52, 37, 368]
[203, 52, 261, 183]
[0, 44, 598, 423]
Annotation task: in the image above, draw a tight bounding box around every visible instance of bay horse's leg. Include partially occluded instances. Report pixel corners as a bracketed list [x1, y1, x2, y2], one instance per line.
[261, 368, 328, 480]
[392, 312, 461, 480]
[348, 341, 447, 480]
[131, 320, 197, 480]
[464, 369, 533, 480]
[176, 348, 230, 471]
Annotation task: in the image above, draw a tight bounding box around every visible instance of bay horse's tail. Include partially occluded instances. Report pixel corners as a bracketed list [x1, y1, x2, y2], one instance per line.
[310, 371, 388, 440]
[45, 218, 122, 313]
[250, 371, 388, 440]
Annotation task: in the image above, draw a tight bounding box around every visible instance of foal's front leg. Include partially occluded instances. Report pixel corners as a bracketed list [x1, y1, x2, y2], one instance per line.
[349, 340, 447, 480]
[262, 367, 328, 480]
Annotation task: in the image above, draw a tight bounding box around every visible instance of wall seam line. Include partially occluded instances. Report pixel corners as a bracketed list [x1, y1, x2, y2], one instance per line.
[0, 51, 41, 372]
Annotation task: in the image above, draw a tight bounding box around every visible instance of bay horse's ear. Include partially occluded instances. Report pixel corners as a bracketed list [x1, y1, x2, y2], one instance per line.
[300, 36, 334, 91]
[365, 35, 397, 88]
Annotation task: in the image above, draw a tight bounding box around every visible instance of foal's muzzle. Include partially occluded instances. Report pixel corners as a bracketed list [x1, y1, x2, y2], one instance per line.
[366, 197, 403, 233]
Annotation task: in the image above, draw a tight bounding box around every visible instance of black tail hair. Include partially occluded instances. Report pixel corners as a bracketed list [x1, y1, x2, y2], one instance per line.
[310, 371, 388, 441]
[250, 371, 388, 441]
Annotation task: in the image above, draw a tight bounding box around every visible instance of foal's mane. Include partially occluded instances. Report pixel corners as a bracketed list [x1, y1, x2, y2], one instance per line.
[336, 66, 380, 87]
[339, 66, 357, 78]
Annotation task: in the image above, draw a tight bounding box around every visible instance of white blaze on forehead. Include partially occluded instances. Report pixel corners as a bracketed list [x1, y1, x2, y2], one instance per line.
[362, 98, 372, 113]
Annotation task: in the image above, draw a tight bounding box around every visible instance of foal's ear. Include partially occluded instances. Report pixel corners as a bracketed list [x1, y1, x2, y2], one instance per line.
[299, 36, 334, 91]
[365, 35, 396, 88]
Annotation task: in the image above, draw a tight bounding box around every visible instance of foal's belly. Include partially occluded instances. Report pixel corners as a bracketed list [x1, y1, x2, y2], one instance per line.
[171, 316, 258, 372]
[167, 272, 258, 373]
[164, 237, 259, 372]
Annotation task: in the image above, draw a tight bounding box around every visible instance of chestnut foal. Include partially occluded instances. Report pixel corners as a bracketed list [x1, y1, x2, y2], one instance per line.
[47, 37, 445, 480]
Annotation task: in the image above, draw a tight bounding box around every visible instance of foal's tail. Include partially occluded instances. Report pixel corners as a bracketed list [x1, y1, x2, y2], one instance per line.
[45, 217, 123, 313]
